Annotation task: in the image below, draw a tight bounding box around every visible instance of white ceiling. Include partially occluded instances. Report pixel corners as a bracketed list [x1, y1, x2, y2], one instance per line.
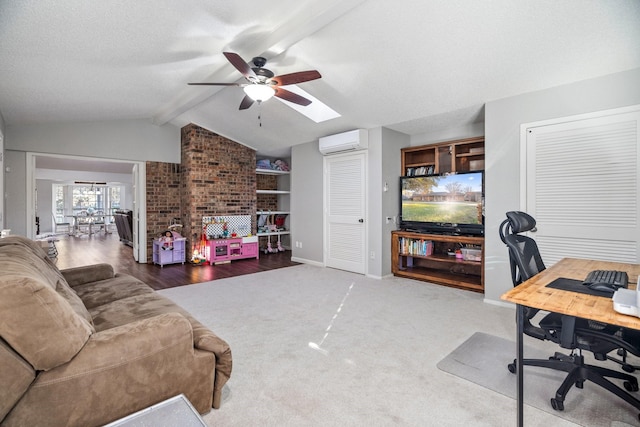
[2, 0, 639, 162]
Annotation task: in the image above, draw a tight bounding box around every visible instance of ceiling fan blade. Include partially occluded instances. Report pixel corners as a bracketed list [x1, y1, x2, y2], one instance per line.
[239, 95, 255, 110]
[188, 82, 241, 86]
[274, 87, 312, 106]
[224, 52, 257, 81]
[271, 70, 321, 86]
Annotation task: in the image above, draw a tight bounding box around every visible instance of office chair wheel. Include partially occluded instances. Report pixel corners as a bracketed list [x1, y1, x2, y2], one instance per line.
[507, 361, 516, 374]
[623, 364, 636, 373]
[624, 381, 639, 392]
[550, 398, 564, 411]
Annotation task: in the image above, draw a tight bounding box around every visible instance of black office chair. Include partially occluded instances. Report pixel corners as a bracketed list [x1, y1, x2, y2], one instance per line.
[500, 211, 640, 417]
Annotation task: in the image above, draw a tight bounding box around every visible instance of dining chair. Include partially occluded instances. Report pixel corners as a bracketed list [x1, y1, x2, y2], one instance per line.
[76, 210, 91, 234]
[51, 213, 71, 235]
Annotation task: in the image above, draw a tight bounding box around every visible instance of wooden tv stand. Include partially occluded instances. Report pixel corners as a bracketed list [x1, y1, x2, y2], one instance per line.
[391, 230, 484, 292]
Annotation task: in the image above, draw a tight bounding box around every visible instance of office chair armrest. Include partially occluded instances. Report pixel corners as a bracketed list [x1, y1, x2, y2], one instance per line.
[559, 315, 577, 349]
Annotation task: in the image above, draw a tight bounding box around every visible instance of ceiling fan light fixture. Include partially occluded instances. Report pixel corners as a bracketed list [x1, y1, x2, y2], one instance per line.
[243, 84, 275, 102]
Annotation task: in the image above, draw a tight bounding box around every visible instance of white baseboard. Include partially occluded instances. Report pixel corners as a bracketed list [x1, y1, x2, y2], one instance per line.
[291, 257, 324, 268]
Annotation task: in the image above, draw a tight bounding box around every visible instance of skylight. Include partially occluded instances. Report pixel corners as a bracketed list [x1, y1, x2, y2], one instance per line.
[275, 84, 341, 123]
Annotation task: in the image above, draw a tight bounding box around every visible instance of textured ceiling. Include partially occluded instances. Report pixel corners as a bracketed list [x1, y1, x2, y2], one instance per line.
[1, 0, 639, 161]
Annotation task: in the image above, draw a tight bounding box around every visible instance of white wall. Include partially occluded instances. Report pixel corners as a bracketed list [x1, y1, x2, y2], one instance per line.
[484, 67, 640, 303]
[3, 119, 179, 235]
[4, 150, 26, 235]
[378, 127, 408, 277]
[291, 127, 408, 277]
[410, 122, 485, 147]
[291, 141, 324, 264]
[6, 119, 180, 163]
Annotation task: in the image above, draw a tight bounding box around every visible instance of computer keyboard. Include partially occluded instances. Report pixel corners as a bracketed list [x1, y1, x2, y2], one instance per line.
[583, 270, 629, 289]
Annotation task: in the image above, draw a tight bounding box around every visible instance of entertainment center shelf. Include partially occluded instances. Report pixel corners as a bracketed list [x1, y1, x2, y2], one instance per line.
[391, 231, 484, 292]
[394, 136, 485, 292]
[401, 136, 484, 176]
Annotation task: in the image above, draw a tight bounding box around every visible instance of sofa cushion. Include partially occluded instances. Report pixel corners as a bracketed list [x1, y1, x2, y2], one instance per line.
[0, 235, 51, 263]
[0, 338, 36, 422]
[0, 241, 95, 331]
[0, 274, 93, 371]
[55, 280, 95, 331]
[73, 273, 155, 310]
[0, 237, 66, 290]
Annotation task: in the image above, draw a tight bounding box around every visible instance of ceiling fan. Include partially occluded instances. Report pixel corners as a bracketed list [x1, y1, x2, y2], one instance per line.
[189, 52, 321, 110]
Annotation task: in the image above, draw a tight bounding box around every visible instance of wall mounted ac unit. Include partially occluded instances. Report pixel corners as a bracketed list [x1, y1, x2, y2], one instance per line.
[319, 129, 368, 155]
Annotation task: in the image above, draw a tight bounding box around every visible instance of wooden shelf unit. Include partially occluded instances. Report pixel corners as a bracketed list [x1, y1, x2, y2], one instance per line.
[395, 136, 485, 292]
[401, 136, 484, 176]
[391, 230, 484, 292]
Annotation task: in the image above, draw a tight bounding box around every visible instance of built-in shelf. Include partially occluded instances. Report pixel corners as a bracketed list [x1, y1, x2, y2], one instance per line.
[392, 230, 484, 292]
[257, 190, 290, 195]
[256, 168, 290, 175]
[256, 230, 291, 237]
[257, 210, 290, 215]
[256, 162, 291, 251]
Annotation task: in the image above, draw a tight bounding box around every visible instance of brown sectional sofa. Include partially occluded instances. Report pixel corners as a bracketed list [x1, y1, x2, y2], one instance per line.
[0, 235, 231, 426]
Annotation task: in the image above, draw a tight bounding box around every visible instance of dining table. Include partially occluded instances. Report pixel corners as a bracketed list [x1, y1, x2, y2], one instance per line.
[65, 213, 108, 236]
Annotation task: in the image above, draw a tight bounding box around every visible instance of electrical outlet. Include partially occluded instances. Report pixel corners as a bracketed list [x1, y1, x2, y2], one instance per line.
[370, 251, 375, 259]
[385, 216, 392, 224]
[298, 241, 302, 248]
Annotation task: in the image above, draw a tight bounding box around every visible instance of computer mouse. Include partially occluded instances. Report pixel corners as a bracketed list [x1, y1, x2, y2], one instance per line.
[588, 282, 616, 293]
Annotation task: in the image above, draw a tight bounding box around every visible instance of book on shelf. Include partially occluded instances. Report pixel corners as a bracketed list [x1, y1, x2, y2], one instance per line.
[399, 237, 433, 256]
[404, 165, 434, 177]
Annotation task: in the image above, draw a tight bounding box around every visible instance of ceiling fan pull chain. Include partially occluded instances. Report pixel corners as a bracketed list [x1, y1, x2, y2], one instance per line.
[257, 101, 263, 127]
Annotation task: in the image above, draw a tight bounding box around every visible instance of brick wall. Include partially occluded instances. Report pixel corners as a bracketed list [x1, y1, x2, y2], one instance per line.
[145, 162, 182, 257]
[180, 124, 256, 257]
[144, 123, 258, 260]
[257, 174, 278, 212]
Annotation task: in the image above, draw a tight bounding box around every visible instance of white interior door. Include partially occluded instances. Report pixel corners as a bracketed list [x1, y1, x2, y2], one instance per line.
[523, 107, 640, 266]
[324, 152, 367, 274]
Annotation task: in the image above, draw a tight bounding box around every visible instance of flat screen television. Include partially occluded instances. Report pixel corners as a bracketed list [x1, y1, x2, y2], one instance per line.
[399, 171, 484, 236]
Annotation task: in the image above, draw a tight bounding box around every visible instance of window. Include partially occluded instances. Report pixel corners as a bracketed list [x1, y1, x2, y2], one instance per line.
[53, 184, 124, 222]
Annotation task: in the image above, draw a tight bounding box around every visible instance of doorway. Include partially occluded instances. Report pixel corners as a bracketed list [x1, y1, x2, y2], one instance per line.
[26, 153, 148, 263]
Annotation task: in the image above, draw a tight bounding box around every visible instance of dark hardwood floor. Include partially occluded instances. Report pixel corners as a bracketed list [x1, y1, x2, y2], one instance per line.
[53, 232, 300, 290]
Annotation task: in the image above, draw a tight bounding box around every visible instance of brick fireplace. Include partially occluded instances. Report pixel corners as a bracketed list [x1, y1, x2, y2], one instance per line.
[145, 123, 257, 259]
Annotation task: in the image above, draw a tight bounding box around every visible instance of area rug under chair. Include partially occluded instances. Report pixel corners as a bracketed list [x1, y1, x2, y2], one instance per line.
[437, 332, 639, 426]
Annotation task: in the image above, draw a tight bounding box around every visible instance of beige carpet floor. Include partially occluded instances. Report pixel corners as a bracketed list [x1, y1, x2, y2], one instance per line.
[158, 264, 639, 426]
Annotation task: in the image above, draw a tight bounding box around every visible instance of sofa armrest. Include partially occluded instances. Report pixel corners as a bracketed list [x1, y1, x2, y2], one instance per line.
[189, 319, 232, 409]
[5, 313, 202, 427]
[61, 263, 115, 287]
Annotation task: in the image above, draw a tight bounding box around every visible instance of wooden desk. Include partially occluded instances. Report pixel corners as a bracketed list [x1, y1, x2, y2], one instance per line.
[501, 257, 640, 426]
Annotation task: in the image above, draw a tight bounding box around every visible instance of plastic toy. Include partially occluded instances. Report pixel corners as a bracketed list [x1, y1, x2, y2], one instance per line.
[273, 159, 289, 171]
[159, 230, 174, 250]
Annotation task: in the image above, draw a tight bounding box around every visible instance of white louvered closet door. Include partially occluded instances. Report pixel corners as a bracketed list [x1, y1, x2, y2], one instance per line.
[324, 152, 366, 274]
[524, 108, 640, 266]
